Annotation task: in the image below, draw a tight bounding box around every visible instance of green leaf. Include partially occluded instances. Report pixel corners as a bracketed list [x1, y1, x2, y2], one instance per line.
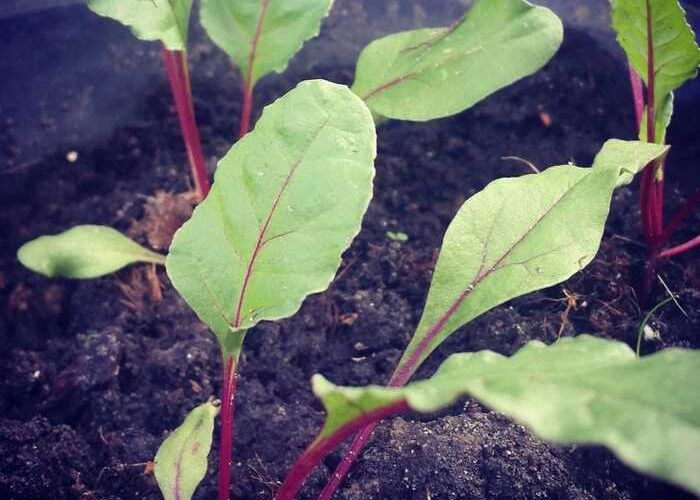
[611, 0, 700, 112]
[166, 80, 376, 346]
[398, 140, 667, 372]
[85, 0, 193, 51]
[154, 401, 219, 500]
[17, 225, 166, 279]
[313, 335, 700, 495]
[639, 93, 674, 144]
[200, 0, 333, 87]
[350, 0, 562, 121]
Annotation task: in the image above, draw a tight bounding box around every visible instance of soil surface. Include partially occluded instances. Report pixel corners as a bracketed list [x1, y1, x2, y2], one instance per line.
[1, 1, 699, 500]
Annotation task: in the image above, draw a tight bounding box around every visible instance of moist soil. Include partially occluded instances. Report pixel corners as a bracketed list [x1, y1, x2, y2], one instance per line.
[1, 1, 699, 500]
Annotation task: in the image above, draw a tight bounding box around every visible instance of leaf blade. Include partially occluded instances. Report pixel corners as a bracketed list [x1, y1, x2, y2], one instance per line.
[166, 80, 376, 341]
[398, 140, 667, 374]
[350, 0, 563, 121]
[200, 0, 333, 86]
[611, 0, 700, 111]
[313, 336, 700, 495]
[154, 401, 219, 500]
[17, 225, 166, 279]
[85, 0, 193, 50]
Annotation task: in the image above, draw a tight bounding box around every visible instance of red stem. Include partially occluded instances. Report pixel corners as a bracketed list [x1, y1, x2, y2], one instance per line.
[628, 65, 644, 133]
[161, 46, 211, 199]
[658, 234, 700, 259]
[660, 189, 700, 244]
[238, 84, 253, 139]
[217, 355, 238, 500]
[274, 400, 410, 500]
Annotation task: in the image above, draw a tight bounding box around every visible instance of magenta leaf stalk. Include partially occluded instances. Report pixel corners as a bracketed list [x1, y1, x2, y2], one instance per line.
[217, 355, 238, 500]
[161, 46, 211, 199]
[274, 400, 409, 500]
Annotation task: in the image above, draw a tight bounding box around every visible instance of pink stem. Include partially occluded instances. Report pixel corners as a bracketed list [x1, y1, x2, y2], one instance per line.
[658, 234, 700, 259]
[274, 400, 410, 500]
[238, 83, 253, 139]
[628, 65, 644, 133]
[217, 356, 238, 500]
[161, 46, 210, 199]
[660, 189, 700, 245]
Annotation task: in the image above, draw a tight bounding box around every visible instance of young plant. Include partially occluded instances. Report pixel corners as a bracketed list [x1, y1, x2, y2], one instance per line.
[279, 334, 700, 499]
[299, 139, 672, 500]
[610, 0, 700, 298]
[85, 0, 211, 199]
[155, 79, 377, 500]
[199, 0, 334, 137]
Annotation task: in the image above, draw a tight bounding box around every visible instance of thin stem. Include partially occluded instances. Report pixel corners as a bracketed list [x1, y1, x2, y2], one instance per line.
[660, 189, 700, 245]
[628, 65, 644, 133]
[636, 296, 674, 357]
[217, 355, 238, 500]
[658, 234, 700, 259]
[161, 46, 211, 199]
[274, 400, 409, 500]
[238, 83, 254, 138]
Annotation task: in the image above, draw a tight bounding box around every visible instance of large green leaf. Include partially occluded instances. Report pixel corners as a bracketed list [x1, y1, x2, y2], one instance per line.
[85, 0, 193, 51]
[200, 0, 333, 87]
[312, 335, 700, 495]
[397, 140, 667, 374]
[166, 80, 376, 348]
[17, 225, 166, 279]
[154, 401, 219, 500]
[611, 0, 700, 113]
[350, 0, 562, 121]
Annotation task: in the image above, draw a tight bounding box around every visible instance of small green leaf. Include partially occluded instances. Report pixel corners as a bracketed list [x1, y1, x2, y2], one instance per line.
[200, 0, 333, 87]
[611, 0, 700, 112]
[166, 80, 376, 345]
[17, 225, 166, 279]
[398, 140, 667, 372]
[85, 0, 193, 50]
[351, 0, 563, 121]
[313, 335, 700, 495]
[639, 93, 674, 144]
[154, 401, 220, 500]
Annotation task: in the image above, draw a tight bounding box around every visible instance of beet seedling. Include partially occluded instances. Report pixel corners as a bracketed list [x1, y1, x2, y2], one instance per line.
[610, 0, 700, 299]
[289, 140, 679, 500]
[154, 79, 376, 500]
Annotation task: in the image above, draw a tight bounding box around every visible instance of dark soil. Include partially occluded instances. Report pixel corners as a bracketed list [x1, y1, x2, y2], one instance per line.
[1, 1, 698, 500]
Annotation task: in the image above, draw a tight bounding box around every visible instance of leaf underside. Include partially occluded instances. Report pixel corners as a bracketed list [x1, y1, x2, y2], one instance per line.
[85, 0, 193, 51]
[200, 0, 333, 86]
[313, 335, 700, 495]
[398, 140, 667, 372]
[17, 225, 166, 279]
[166, 80, 376, 343]
[154, 401, 219, 500]
[351, 0, 563, 121]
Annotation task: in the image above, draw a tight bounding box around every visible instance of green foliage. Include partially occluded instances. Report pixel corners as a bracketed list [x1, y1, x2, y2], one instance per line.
[398, 140, 667, 372]
[611, 0, 700, 136]
[166, 80, 376, 351]
[154, 401, 219, 500]
[313, 335, 700, 494]
[200, 0, 333, 86]
[611, 0, 700, 109]
[17, 225, 166, 279]
[351, 0, 562, 121]
[85, 0, 194, 50]
[385, 231, 408, 242]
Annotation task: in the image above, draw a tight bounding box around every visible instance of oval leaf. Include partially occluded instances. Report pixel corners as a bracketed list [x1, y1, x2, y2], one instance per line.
[611, 0, 700, 111]
[17, 225, 166, 279]
[86, 0, 193, 50]
[154, 401, 220, 500]
[350, 0, 562, 121]
[397, 140, 668, 373]
[200, 0, 333, 87]
[166, 79, 376, 341]
[313, 335, 700, 495]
